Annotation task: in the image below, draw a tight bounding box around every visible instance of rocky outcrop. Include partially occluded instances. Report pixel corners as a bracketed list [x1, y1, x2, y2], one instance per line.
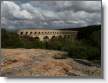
[0, 49, 101, 77]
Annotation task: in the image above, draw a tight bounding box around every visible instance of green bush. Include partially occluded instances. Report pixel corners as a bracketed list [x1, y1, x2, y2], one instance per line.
[47, 40, 63, 50]
[68, 46, 101, 62]
[1, 29, 24, 48]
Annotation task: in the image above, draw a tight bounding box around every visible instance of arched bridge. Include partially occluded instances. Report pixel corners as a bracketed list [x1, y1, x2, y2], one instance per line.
[17, 29, 78, 41]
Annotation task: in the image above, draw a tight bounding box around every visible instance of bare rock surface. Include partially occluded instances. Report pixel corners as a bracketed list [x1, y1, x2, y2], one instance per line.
[0, 49, 102, 77]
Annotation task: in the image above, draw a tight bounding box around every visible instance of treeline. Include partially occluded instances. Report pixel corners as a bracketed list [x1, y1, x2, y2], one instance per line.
[1, 25, 101, 64]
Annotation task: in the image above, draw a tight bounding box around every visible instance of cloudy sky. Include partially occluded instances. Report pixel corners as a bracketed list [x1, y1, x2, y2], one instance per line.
[1, 1, 102, 30]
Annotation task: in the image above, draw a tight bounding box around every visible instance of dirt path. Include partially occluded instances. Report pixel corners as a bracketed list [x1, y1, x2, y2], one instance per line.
[0, 49, 101, 77]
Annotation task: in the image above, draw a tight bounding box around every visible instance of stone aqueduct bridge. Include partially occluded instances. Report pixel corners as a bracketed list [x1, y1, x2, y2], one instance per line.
[17, 29, 78, 41]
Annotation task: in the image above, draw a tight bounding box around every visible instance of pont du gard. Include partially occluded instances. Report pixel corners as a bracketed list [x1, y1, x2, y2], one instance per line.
[17, 29, 78, 41]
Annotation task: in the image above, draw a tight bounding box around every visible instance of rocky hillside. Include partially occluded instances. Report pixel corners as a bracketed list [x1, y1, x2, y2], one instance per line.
[0, 49, 102, 77]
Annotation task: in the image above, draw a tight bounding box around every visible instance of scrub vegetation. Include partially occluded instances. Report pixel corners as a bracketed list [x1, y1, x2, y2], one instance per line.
[1, 25, 101, 65]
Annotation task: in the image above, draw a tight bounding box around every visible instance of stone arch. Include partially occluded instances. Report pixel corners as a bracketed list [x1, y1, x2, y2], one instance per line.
[51, 36, 56, 40]
[41, 32, 44, 34]
[58, 35, 63, 39]
[38, 32, 40, 34]
[30, 32, 32, 35]
[34, 32, 37, 34]
[64, 35, 67, 38]
[43, 36, 49, 41]
[20, 32, 23, 35]
[67, 35, 71, 38]
[25, 32, 28, 35]
[34, 36, 40, 40]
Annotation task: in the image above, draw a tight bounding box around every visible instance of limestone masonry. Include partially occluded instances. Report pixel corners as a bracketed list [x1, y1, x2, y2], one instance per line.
[17, 29, 78, 41]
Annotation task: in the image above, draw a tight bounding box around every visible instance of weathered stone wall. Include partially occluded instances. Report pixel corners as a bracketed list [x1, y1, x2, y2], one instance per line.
[17, 29, 78, 41]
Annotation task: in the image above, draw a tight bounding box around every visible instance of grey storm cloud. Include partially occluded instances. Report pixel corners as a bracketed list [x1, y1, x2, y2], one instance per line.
[1, 1, 101, 30]
[56, 1, 101, 13]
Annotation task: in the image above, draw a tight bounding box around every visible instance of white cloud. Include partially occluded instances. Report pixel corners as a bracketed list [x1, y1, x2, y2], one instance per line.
[1, 1, 33, 19]
[21, 3, 59, 20]
[52, 20, 65, 24]
[13, 10, 33, 19]
[82, 1, 101, 12]
[1, 17, 7, 25]
[1, 1, 101, 29]
[71, 1, 101, 13]
[56, 1, 72, 8]
[21, 3, 46, 20]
